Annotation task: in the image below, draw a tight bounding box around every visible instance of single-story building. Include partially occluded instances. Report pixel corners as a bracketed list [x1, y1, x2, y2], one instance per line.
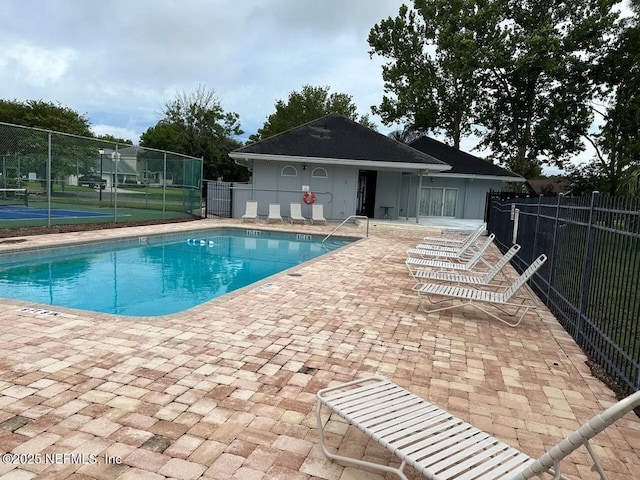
[228, 113, 523, 222]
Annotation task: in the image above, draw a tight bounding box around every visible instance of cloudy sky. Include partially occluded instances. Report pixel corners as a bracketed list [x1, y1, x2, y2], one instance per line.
[1, 0, 406, 144]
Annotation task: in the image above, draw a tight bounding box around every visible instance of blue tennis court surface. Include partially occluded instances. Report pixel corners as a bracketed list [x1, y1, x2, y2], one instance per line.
[0, 205, 117, 220]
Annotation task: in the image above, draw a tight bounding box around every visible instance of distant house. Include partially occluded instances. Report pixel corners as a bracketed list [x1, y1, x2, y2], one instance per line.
[67, 147, 139, 189]
[229, 114, 524, 222]
[523, 178, 571, 196]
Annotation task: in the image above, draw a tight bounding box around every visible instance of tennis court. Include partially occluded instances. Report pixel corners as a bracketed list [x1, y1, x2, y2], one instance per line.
[0, 188, 191, 227]
[0, 123, 204, 230]
[0, 204, 119, 221]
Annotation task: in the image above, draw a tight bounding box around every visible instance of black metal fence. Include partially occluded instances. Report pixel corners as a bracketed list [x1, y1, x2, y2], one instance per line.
[487, 191, 640, 395]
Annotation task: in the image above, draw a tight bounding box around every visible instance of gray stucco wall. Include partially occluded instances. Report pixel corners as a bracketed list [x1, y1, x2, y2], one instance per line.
[374, 171, 403, 220]
[232, 161, 504, 221]
[233, 161, 359, 220]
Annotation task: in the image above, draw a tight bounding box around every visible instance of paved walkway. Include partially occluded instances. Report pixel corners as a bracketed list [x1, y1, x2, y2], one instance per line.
[0, 219, 638, 479]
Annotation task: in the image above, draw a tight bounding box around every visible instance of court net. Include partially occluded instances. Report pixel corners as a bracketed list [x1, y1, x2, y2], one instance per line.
[0, 188, 29, 207]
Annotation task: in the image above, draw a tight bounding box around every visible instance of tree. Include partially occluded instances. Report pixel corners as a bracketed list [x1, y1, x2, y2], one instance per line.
[368, 0, 620, 177]
[589, 0, 640, 196]
[140, 85, 248, 181]
[96, 133, 133, 145]
[369, 1, 481, 148]
[565, 162, 609, 196]
[388, 125, 422, 144]
[0, 99, 96, 187]
[478, 0, 618, 176]
[250, 85, 376, 142]
[0, 99, 93, 136]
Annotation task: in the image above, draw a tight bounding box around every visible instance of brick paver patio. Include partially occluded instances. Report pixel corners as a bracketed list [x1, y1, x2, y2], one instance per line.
[0, 219, 638, 479]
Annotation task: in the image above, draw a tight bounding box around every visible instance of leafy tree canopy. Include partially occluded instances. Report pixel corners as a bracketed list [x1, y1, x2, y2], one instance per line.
[369, 1, 481, 149]
[250, 85, 376, 142]
[96, 133, 132, 145]
[369, 0, 620, 177]
[140, 85, 248, 181]
[0, 99, 92, 136]
[586, 0, 640, 196]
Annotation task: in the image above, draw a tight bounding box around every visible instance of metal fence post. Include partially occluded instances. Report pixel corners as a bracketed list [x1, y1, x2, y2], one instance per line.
[546, 193, 563, 302]
[577, 191, 600, 347]
[532, 194, 542, 264]
[163, 152, 167, 218]
[47, 131, 52, 227]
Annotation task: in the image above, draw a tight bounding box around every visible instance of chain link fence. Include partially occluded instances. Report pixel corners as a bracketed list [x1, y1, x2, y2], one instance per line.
[0, 122, 203, 228]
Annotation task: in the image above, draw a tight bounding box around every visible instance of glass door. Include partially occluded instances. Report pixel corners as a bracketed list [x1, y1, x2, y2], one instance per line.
[419, 187, 457, 217]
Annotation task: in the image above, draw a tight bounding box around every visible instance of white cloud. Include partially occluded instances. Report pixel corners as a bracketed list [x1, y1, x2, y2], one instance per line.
[0, 0, 406, 141]
[0, 41, 76, 87]
[91, 124, 140, 144]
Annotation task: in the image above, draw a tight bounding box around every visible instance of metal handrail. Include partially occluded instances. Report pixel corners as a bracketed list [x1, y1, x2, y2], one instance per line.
[322, 215, 369, 244]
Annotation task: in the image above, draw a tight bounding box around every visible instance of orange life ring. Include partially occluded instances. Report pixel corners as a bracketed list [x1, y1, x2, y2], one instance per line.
[303, 191, 316, 204]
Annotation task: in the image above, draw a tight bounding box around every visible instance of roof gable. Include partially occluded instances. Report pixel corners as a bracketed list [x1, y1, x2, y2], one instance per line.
[233, 113, 447, 167]
[409, 137, 522, 180]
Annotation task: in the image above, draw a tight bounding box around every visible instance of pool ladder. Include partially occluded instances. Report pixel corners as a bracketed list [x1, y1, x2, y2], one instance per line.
[321, 215, 369, 245]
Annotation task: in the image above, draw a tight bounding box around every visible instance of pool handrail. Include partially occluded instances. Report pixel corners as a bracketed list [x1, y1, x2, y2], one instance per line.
[322, 215, 369, 245]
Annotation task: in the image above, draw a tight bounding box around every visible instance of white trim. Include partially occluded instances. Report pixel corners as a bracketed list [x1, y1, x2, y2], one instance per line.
[311, 167, 328, 178]
[281, 165, 297, 177]
[429, 172, 524, 182]
[230, 152, 451, 172]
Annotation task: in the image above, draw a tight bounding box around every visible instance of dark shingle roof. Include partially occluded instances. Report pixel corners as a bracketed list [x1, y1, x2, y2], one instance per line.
[233, 113, 448, 167]
[409, 137, 522, 179]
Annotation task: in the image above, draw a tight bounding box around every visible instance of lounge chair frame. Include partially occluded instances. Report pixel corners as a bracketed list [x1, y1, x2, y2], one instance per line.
[317, 375, 640, 480]
[407, 233, 495, 262]
[416, 225, 485, 254]
[267, 203, 283, 223]
[289, 202, 307, 223]
[413, 254, 546, 327]
[311, 203, 326, 225]
[421, 224, 486, 247]
[241, 200, 258, 223]
[406, 234, 496, 274]
[410, 244, 522, 286]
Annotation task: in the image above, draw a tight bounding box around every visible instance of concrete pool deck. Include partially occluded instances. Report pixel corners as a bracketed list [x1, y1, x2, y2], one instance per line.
[0, 218, 638, 479]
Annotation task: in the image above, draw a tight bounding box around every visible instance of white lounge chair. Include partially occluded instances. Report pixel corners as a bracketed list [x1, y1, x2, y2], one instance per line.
[289, 202, 307, 223]
[413, 225, 485, 254]
[241, 200, 258, 223]
[267, 203, 283, 223]
[317, 375, 640, 480]
[407, 233, 495, 262]
[406, 234, 496, 273]
[311, 204, 326, 225]
[421, 223, 486, 247]
[409, 244, 521, 286]
[413, 254, 547, 327]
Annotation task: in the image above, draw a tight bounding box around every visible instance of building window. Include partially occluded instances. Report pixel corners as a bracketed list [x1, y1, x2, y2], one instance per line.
[281, 165, 297, 177]
[311, 167, 328, 178]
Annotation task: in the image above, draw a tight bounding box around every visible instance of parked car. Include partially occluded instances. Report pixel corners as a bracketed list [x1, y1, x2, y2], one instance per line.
[79, 176, 106, 189]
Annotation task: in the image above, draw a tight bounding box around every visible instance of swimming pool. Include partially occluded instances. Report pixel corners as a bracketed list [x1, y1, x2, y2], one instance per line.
[0, 228, 356, 316]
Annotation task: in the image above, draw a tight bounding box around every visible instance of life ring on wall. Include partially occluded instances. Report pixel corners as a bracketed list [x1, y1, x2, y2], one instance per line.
[303, 191, 316, 204]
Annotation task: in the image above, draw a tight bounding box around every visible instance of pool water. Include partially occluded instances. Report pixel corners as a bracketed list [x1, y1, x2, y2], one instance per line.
[0, 229, 354, 316]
